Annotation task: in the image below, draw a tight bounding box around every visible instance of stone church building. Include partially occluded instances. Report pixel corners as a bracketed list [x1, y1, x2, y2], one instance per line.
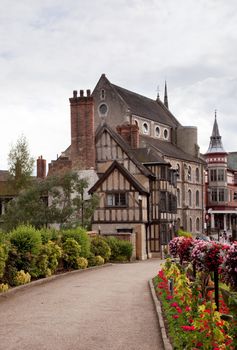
[48, 74, 205, 258]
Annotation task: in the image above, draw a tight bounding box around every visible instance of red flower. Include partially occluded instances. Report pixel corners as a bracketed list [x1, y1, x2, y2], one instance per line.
[181, 325, 195, 331]
[173, 315, 179, 319]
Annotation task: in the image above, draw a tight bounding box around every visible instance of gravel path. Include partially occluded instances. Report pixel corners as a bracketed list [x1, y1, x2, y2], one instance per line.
[0, 259, 164, 350]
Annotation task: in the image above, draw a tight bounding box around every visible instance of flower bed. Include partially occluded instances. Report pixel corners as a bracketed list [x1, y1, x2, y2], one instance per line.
[153, 237, 237, 349]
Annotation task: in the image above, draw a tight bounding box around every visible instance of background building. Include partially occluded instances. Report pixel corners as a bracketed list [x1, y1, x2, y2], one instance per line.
[205, 113, 237, 240]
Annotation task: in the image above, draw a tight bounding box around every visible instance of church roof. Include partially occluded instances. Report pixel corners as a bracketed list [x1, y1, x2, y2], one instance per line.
[111, 83, 181, 128]
[140, 135, 205, 164]
[206, 113, 226, 154]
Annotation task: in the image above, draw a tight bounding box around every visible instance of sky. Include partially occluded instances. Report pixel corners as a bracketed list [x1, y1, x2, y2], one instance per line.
[1, 0, 237, 172]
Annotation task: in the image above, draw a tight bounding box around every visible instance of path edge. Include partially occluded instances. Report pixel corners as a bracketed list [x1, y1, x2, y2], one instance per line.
[149, 279, 173, 350]
[0, 263, 113, 300]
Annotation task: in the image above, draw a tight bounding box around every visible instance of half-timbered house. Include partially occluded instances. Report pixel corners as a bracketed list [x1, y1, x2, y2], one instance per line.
[48, 74, 206, 259]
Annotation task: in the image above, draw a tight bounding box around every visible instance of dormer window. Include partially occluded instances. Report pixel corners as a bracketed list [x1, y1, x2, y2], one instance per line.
[143, 122, 149, 134]
[155, 126, 160, 137]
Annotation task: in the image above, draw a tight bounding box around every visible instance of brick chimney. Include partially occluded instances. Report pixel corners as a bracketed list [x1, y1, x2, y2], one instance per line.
[37, 156, 46, 178]
[69, 89, 95, 169]
[116, 123, 139, 149]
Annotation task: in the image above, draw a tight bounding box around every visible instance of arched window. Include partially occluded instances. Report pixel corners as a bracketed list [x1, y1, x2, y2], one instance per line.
[155, 126, 160, 137]
[188, 166, 192, 181]
[134, 119, 138, 127]
[100, 89, 105, 100]
[196, 217, 200, 232]
[163, 128, 168, 139]
[196, 190, 200, 207]
[177, 218, 181, 230]
[177, 188, 180, 207]
[196, 168, 200, 182]
[188, 189, 192, 207]
[143, 122, 149, 134]
[190, 218, 192, 232]
[176, 164, 180, 180]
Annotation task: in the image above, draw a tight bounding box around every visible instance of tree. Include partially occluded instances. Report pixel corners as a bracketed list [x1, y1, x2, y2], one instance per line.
[2, 171, 98, 232]
[8, 135, 34, 190]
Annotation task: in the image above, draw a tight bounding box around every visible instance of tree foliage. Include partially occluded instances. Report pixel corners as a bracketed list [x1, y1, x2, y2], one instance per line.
[8, 135, 34, 190]
[2, 171, 99, 232]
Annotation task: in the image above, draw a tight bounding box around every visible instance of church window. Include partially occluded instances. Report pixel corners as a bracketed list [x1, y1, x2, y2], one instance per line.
[176, 164, 180, 179]
[177, 188, 180, 207]
[188, 189, 192, 207]
[196, 190, 200, 207]
[188, 166, 192, 181]
[155, 126, 160, 137]
[142, 122, 149, 134]
[190, 218, 192, 232]
[163, 128, 168, 139]
[106, 192, 127, 207]
[100, 89, 105, 100]
[98, 103, 108, 116]
[196, 218, 200, 232]
[196, 168, 199, 182]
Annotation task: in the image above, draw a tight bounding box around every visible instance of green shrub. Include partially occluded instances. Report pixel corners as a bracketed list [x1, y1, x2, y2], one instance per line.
[7, 225, 42, 274]
[39, 228, 59, 244]
[77, 257, 88, 269]
[177, 229, 192, 238]
[94, 255, 104, 265]
[61, 227, 90, 258]
[10, 225, 42, 257]
[0, 244, 8, 278]
[106, 237, 133, 261]
[14, 270, 31, 286]
[0, 283, 9, 292]
[62, 238, 81, 269]
[87, 253, 104, 267]
[90, 236, 111, 262]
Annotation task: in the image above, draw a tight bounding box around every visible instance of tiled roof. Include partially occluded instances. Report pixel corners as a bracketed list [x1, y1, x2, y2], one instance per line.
[130, 148, 168, 165]
[140, 135, 205, 164]
[111, 84, 181, 128]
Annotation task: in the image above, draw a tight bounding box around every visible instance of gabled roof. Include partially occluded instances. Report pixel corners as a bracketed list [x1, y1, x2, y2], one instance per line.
[140, 135, 205, 164]
[111, 83, 181, 128]
[95, 123, 155, 178]
[88, 160, 149, 195]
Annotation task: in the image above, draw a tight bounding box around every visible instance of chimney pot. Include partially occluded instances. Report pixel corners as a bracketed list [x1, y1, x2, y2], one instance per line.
[86, 89, 91, 97]
[80, 90, 84, 97]
[73, 90, 77, 98]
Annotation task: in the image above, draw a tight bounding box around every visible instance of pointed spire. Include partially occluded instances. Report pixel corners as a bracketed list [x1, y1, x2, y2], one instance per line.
[206, 110, 225, 154]
[164, 81, 169, 109]
[156, 85, 160, 101]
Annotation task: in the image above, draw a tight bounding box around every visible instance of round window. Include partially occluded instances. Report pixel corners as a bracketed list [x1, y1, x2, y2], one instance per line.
[143, 123, 148, 134]
[99, 103, 108, 115]
[164, 128, 168, 139]
[155, 126, 160, 137]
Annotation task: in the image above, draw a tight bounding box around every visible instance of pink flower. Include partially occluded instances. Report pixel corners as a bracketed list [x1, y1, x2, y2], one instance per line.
[172, 315, 179, 319]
